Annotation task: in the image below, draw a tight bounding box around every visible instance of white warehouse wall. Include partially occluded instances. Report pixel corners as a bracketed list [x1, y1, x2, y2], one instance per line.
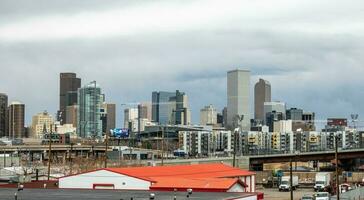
[59, 170, 151, 190]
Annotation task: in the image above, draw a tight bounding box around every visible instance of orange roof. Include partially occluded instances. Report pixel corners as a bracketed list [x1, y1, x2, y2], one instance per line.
[106, 163, 255, 181]
[150, 177, 245, 191]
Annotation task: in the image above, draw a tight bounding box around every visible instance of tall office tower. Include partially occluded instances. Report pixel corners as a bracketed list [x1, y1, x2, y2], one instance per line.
[139, 102, 152, 121]
[7, 102, 25, 139]
[31, 111, 55, 138]
[263, 101, 286, 123]
[152, 90, 190, 125]
[227, 69, 250, 130]
[217, 113, 224, 125]
[254, 79, 271, 121]
[200, 105, 217, 125]
[302, 112, 316, 130]
[286, 108, 303, 121]
[0, 93, 8, 137]
[124, 108, 138, 129]
[77, 81, 102, 138]
[66, 105, 78, 128]
[100, 103, 116, 134]
[172, 90, 191, 125]
[59, 73, 81, 124]
[222, 107, 227, 128]
[152, 91, 175, 124]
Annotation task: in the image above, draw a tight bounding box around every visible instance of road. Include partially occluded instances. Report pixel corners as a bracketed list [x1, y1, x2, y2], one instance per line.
[259, 188, 315, 200]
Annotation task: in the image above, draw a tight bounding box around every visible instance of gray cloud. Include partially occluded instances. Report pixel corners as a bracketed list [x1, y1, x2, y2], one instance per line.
[0, 0, 363, 129]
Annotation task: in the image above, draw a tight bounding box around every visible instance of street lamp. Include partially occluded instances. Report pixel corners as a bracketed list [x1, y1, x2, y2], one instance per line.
[290, 150, 300, 200]
[334, 132, 340, 200]
[233, 115, 244, 167]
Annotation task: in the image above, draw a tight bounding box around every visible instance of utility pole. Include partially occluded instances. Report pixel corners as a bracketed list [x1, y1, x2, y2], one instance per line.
[233, 130, 237, 167]
[69, 143, 73, 175]
[104, 131, 109, 168]
[47, 124, 52, 181]
[232, 115, 244, 168]
[290, 157, 293, 200]
[3, 148, 5, 168]
[335, 134, 340, 200]
[161, 125, 164, 166]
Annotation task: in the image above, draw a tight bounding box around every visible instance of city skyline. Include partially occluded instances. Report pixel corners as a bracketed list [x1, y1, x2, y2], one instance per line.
[1, 0, 364, 128]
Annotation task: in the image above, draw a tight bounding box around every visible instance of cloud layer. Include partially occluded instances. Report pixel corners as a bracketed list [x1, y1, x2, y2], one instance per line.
[0, 0, 363, 128]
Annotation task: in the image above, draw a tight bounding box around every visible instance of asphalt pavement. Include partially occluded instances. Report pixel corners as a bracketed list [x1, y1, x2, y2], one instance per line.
[0, 188, 256, 200]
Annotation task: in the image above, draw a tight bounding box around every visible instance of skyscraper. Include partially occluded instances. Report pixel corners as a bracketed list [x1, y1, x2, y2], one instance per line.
[171, 90, 191, 125]
[200, 105, 217, 125]
[59, 73, 81, 124]
[254, 79, 271, 121]
[222, 107, 227, 128]
[31, 111, 55, 138]
[7, 102, 25, 139]
[66, 105, 78, 128]
[286, 108, 303, 121]
[152, 91, 175, 124]
[100, 103, 116, 134]
[263, 101, 286, 122]
[139, 102, 152, 122]
[0, 93, 8, 137]
[152, 91, 190, 125]
[124, 107, 139, 132]
[227, 69, 250, 130]
[77, 81, 102, 138]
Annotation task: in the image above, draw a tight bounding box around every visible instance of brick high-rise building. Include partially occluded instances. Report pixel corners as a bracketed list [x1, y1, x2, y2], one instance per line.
[0, 93, 8, 137]
[7, 102, 25, 138]
[58, 73, 81, 124]
[100, 103, 116, 134]
[66, 105, 78, 128]
[254, 79, 271, 121]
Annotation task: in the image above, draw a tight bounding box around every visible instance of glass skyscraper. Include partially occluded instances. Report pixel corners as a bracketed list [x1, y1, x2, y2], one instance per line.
[152, 91, 176, 125]
[152, 90, 191, 125]
[77, 81, 102, 138]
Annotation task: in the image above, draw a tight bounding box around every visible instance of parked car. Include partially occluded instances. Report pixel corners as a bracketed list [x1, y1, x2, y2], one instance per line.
[301, 194, 314, 200]
[339, 183, 352, 193]
[314, 192, 330, 200]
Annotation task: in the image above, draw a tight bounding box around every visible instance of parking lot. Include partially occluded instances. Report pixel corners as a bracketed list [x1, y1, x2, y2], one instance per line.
[259, 188, 315, 200]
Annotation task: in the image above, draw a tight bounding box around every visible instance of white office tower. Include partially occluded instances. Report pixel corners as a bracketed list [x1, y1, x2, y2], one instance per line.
[200, 105, 217, 125]
[227, 70, 251, 131]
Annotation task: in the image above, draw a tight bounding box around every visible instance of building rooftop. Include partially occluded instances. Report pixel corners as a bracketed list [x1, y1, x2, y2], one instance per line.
[10, 101, 23, 105]
[227, 69, 250, 73]
[103, 163, 255, 181]
[0, 188, 258, 200]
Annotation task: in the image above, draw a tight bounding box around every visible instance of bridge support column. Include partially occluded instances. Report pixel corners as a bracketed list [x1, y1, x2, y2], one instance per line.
[250, 163, 263, 171]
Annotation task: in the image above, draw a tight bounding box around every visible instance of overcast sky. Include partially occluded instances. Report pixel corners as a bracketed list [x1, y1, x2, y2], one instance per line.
[0, 0, 363, 128]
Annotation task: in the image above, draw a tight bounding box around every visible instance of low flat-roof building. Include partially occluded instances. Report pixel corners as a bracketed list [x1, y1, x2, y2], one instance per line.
[59, 163, 257, 193]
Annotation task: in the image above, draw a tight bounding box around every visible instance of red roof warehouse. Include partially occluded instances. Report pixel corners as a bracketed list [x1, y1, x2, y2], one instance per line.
[59, 163, 258, 195]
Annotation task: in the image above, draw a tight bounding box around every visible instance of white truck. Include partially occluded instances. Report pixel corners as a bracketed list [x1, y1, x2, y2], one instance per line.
[279, 176, 299, 191]
[314, 172, 331, 192]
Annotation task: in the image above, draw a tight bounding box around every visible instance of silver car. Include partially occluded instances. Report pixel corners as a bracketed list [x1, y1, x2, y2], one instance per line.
[301, 194, 314, 200]
[314, 192, 330, 200]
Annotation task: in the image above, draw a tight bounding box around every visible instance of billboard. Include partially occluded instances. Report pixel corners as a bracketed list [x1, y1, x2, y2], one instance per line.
[111, 128, 129, 138]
